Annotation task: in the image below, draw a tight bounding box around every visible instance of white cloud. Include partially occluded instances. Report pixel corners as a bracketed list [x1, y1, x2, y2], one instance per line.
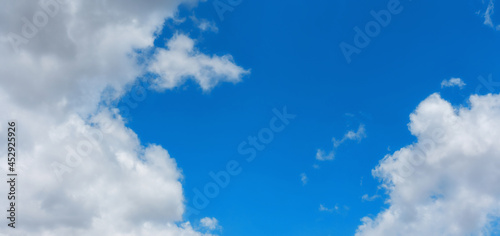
[149, 33, 249, 91]
[0, 0, 246, 235]
[356, 93, 500, 236]
[485, 0, 495, 27]
[316, 124, 366, 162]
[316, 149, 335, 161]
[300, 173, 308, 185]
[334, 124, 366, 147]
[319, 204, 348, 214]
[197, 20, 219, 32]
[319, 204, 335, 213]
[191, 15, 219, 32]
[200, 217, 220, 231]
[483, 0, 500, 30]
[361, 194, 380, 202]
[441, 77, 466, 89]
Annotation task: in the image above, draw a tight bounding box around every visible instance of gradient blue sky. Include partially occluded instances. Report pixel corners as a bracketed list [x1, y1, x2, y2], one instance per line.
[119, 0, 500, 235]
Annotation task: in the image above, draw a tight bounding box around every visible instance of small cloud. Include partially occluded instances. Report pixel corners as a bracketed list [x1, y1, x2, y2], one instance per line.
[316, 149, 334, 161]
[319, 204, 348, 214]
[200, 217, 221, 231]
[319, 204, 335, 213]
[484, 0, 495, 27]
[198, 20, 219, 32]
[191, 15, 219, 32]
[149, 34, 249, 91]
[362, 194, 380, 202]
[334, 124, 367, 147]
[441, 78, 466, 89]
[300, 173, 308, 185]
[315, 124, 366, 164]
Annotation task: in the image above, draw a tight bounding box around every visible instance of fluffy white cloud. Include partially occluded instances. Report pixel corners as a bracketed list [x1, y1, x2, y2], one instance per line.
[0, 0, 246, 235]
[200, 217, 220, 231]
[149, 33, 249, 91]
[356, 93, 500, 236]
[441, 77, 466, 89]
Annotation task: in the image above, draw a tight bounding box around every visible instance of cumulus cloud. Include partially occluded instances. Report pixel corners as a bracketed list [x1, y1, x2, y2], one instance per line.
[356, 93, 500, 236]
[0, 0, 246, 235]
[441, 77, 466, 89]
[200, 217, 220, 231]
[149, 33, 249, 91]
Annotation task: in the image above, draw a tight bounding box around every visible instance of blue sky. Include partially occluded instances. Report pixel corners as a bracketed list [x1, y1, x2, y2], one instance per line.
[116, 0, 500, 235]
[3, 0, 500, 235]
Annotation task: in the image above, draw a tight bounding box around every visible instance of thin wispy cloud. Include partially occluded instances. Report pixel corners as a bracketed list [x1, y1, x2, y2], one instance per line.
[361, 194, 380, 202]
[319, 204, 336, 213]
[300, 173, 308, 186]
[316, 124, 366, 162]
[333, 124, 367, 147]
[191, 15, 219, 32]
[200, 217, 221, 231]
[315, 149, 335, 161]
[483, 0, 500, 30]
[441, 78, 466, 89]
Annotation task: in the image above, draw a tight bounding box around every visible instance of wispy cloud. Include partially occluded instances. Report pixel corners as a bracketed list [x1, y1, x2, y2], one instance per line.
[200, 217, 221, 231]
[441, 78, 466, 89]
[483, 0, 500, 30]
[319, 204, 349, 214]
[300, 173, 308, 186]
[361, 194, 380, 202]
[484, 0, 495, 27]
[333, 124, 367, 147]
[315, 149, 335, 161]
[191, 15, 219, 33]
[316, 124, 366, 162]
[319, 204, 337, 213]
